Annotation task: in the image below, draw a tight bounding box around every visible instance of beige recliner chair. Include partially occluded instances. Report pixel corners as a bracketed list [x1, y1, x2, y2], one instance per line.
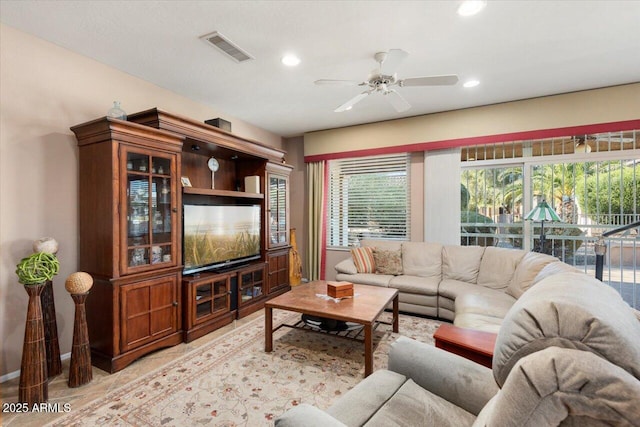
[275, 272, 640, 426]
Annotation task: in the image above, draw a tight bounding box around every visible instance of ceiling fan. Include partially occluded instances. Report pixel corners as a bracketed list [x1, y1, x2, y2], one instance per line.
[315, 49, 458, 113]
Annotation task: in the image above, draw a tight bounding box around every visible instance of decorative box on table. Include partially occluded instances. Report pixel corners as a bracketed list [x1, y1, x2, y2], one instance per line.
[327, 281, 353, 299]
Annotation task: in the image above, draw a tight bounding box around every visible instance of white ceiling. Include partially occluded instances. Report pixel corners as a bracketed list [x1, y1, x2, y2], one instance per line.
[1, 1, 639, 137]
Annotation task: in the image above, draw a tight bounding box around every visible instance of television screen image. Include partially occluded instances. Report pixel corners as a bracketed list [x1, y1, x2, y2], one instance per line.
[183, 204, 261, 274]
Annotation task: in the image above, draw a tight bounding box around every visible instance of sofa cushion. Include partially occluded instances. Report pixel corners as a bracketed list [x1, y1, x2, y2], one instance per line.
[327, 369, 407, 426]
[454, 313, 502, 334]
[335, 273, 393, 287]
[476, 247, 525, 290]
[439, 279, 505, 301]
[454, 292, 511, 333]
[484, 347, 640, 426]
[363, 378, 476, 427]
[388, 336, 498, 416]
[275, 404, 347, 427]
[351, 246, 375, 273]
[455, 291, 516, 319]
[373, 248, 403, 275]
[398, 294, 438, 318]
[334, 258, 357, 275]
[437, 296, 456, 321]
[401, 242, 443, 277]
[472, 395, 497, 427]
[389, 275, 439, 296]
[532, 259, 580, 284]
[506, 251, 558, 298]
[442, 245, 485, 283]
[494, 272, 640, 387]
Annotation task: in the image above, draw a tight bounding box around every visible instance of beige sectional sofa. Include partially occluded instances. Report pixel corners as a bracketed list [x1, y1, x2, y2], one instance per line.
[335, 239, 579, 332]
[276, 272, 640, 426]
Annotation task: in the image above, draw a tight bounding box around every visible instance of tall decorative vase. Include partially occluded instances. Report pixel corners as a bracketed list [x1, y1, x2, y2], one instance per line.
[19, 283, 48, 405]
[289, 228, 303, 286]
[41, 279, 62, 377]
[68, 293, 92, 387]
[32, 237, 62, 377]
[66, 272, 94, 388]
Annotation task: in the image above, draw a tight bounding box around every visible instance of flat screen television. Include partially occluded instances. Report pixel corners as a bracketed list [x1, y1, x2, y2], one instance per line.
[183, 203, 261, 274]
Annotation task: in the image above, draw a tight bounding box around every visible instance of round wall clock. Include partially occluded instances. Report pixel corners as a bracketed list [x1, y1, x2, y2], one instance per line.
[207, 157, 219, 172]
[208, 157, 219, 189]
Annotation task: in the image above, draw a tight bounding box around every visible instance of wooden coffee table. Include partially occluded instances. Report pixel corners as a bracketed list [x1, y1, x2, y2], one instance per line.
[265, 281, 399, 377]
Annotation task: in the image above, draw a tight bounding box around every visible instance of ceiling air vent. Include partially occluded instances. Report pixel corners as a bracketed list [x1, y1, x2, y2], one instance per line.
[200, 31, 254, 63]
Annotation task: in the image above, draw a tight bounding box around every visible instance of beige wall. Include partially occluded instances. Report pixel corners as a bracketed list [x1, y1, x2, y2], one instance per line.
[0, 24, 283, 378]
[283, 137, 306, 278]
[312, 84, 640, 279]
[304, 83, 640, 157]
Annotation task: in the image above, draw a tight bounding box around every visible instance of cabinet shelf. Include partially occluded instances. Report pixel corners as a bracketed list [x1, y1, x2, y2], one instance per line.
[183, 187, 264, 199]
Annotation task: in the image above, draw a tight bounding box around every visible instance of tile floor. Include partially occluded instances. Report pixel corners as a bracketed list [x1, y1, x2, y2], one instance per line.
[0, 310, 264, 426]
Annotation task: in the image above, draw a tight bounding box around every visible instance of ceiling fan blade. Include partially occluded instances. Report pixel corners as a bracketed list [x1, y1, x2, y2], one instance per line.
[400, 75, 459, 87]
[315, 79, 362, 86]
[335, 91, 371, 112]
[385, 90, 411, 112]
[380, 49, 409, 75]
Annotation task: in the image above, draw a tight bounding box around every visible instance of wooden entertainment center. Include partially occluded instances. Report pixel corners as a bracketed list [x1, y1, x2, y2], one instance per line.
[71, 108, 292, 373]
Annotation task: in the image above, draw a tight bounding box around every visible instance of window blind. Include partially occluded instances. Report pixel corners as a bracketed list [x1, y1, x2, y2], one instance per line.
[327, 153, 410, 247]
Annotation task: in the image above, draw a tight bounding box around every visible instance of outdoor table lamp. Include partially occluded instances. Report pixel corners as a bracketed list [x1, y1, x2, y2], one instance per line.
[525, 199, 561, 253]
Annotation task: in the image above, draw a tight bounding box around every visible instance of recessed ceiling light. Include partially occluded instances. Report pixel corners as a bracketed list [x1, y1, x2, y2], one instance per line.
[281, 54, 301, 67]
[463, 80, 480, 88]
[457, 0, 486, 16]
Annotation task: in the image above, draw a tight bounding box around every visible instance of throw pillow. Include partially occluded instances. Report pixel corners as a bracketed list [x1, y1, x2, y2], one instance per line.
[350, 246, 375, 273]
[373, 249, 403, 275]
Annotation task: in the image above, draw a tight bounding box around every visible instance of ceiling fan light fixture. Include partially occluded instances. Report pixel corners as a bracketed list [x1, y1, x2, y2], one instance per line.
[463, 79, 480, 88]
[322, 49, 457, 113]
[281, 54, 301, 67]
[457, 0, 487, 17]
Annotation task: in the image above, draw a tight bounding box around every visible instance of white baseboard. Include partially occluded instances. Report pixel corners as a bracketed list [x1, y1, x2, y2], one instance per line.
[0, 352, 71, 384]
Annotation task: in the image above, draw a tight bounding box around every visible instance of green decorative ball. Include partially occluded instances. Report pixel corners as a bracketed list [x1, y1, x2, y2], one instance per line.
[15, 252, 60, 285]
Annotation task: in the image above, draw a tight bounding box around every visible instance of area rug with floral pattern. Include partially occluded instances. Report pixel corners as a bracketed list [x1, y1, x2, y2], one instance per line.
[48, 309, 441, 427]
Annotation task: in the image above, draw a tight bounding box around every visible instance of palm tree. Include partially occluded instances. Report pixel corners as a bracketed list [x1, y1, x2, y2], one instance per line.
[531, 163, 586, 224]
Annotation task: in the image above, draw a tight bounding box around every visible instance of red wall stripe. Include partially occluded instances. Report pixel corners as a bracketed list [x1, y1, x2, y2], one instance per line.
[304, 119, 640, 163]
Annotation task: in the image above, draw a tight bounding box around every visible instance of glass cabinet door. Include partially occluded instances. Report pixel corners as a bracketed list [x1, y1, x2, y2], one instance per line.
[238, 266, 265, 305]
[268, 174, 289, 248]
[123, 147, 176, 273]
[194, 277, 230, 323]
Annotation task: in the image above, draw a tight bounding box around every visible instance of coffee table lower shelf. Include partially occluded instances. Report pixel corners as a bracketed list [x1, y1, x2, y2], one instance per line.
[264, 281, 399, 377]
[273, 315, 392, 342]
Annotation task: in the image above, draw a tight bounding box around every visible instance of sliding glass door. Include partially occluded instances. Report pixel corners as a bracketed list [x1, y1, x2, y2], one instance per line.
[461, 130, 639, 308]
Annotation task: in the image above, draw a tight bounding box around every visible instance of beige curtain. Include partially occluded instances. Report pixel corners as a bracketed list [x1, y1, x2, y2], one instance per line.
[306, 161, 326, 280]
